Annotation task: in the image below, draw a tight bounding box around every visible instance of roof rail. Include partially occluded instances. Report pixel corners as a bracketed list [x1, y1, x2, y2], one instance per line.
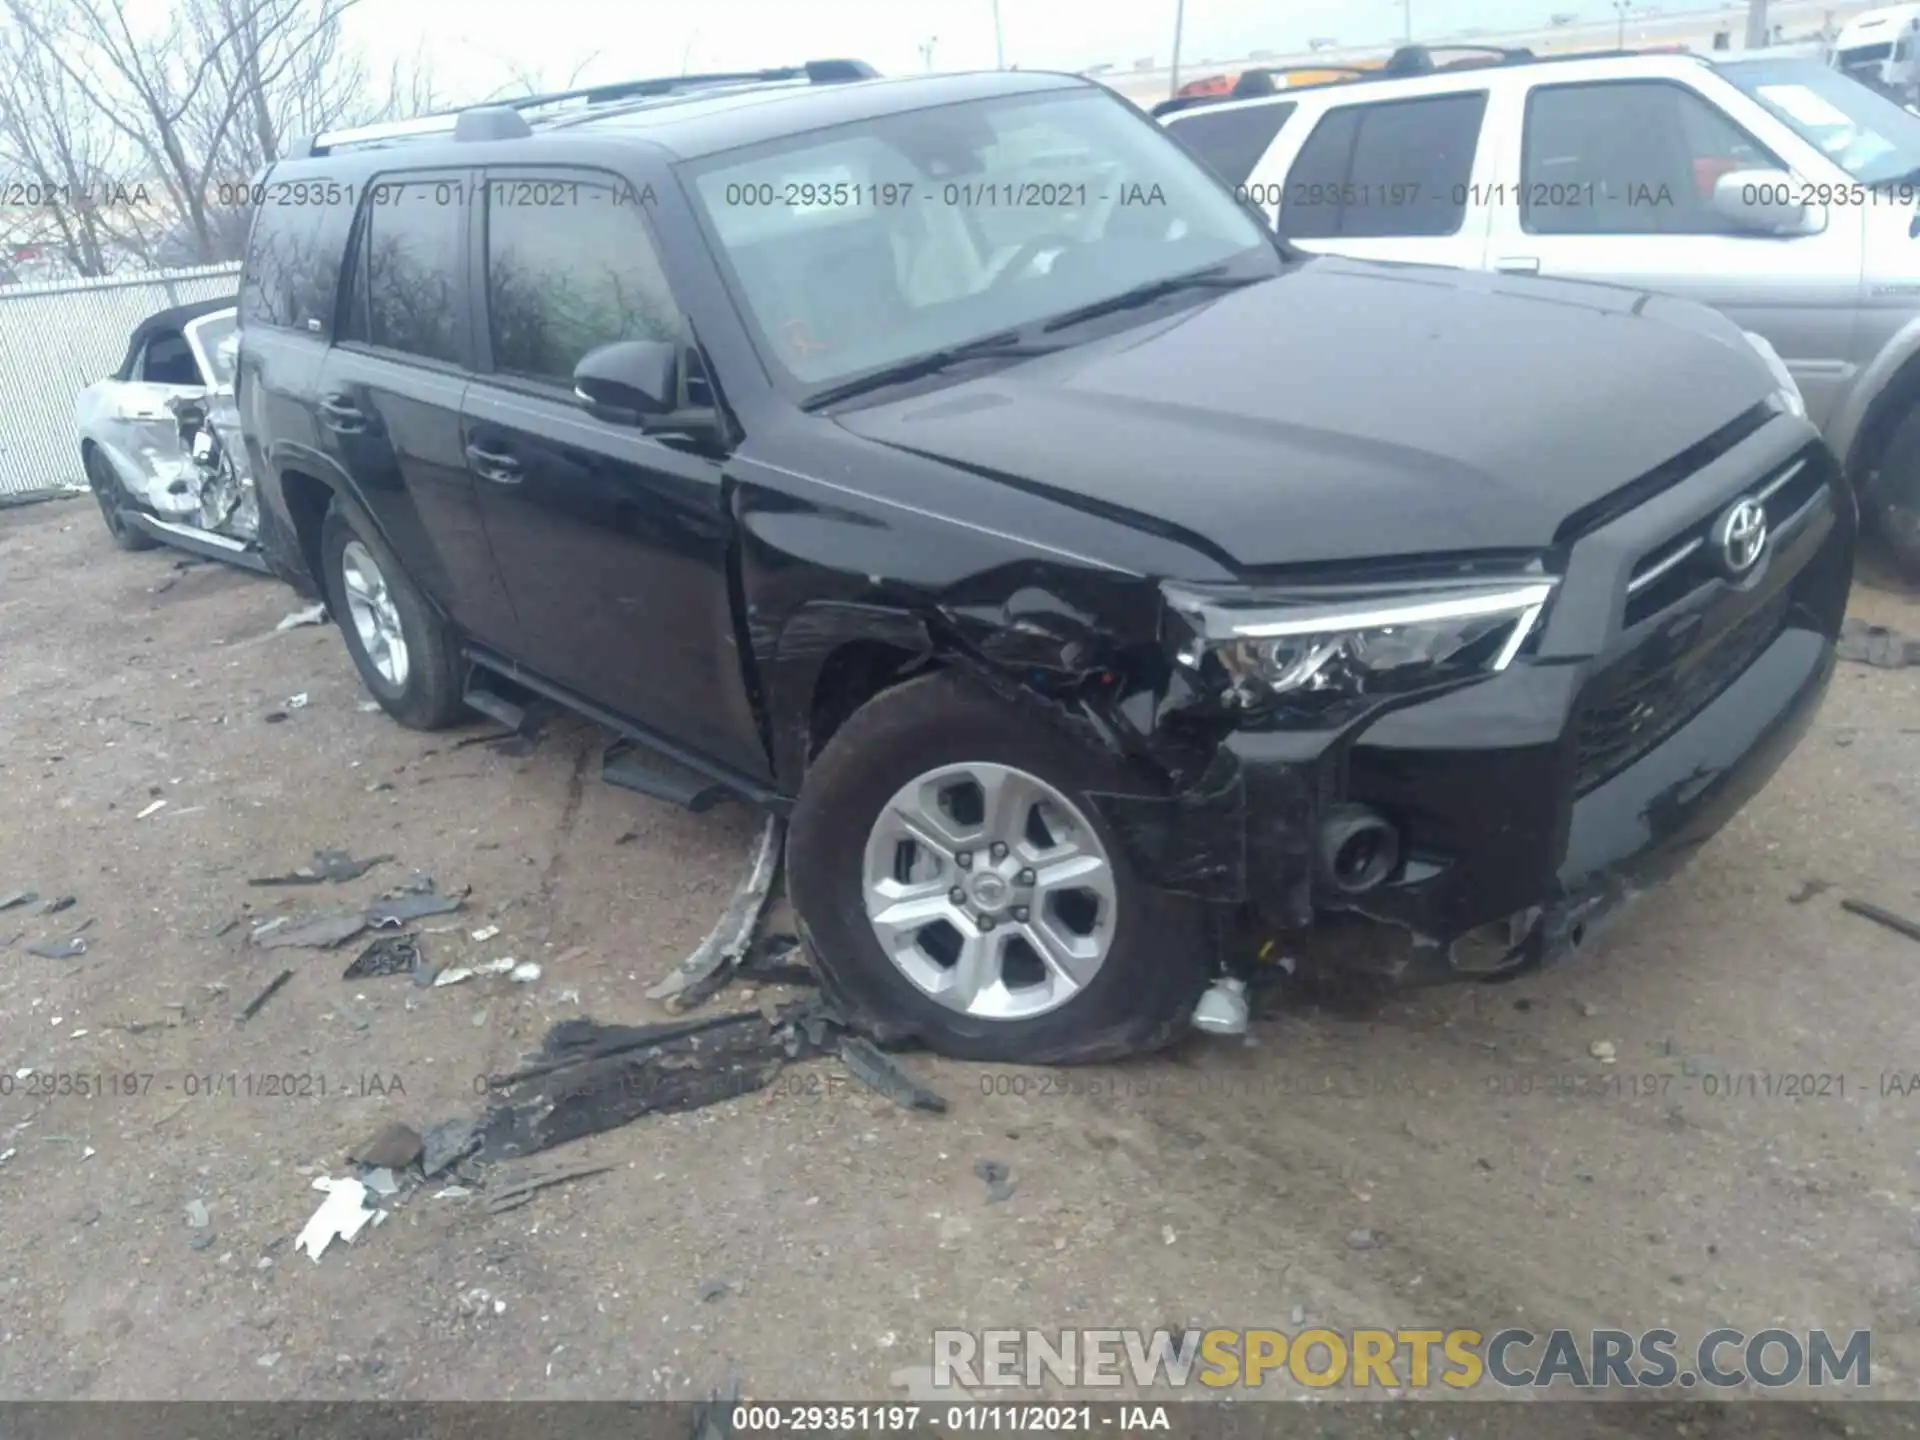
[294, 59, 880, 157]
[1153, 41, 1697, 117]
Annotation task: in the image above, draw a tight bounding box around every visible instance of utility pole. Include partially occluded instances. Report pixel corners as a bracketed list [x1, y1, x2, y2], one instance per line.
[992, 0, 1005, 68]
[1403, 0, 1413, 44]
[1169, 0, 1185, 98]
[1614, 0, 1630, 49]
[1744, 0, 1769, 48]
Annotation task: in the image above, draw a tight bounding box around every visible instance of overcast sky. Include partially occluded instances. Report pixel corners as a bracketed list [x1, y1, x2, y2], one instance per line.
[340, 0, 1655, 100]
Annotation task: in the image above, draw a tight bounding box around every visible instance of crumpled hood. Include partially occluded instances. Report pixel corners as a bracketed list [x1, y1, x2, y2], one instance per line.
[835, 256, 1777, 570]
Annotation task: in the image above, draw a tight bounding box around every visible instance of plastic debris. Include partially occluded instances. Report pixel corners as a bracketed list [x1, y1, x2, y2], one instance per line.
[974, 1159, 1016, 1204]
[510, 961, 541, 984]
[343, 934, 421, 980]
[250, 849, 394, 887]
[275, 602, 328, 632]
[650, 815, 782, 1004]
[483, 1161, 613, 1215]
[433, 956, 532, 987]
[255, 910, 367, 951]
[1788, 879, 1832, 906]
[1589, 1040, 1618, 1063]
[365, 887, 467, 928]
[27, 936, 88, 959]
[349, 1121, 423, 1169]
[469, 925, 501, 942]
[185, 1198, 210, 1228]
[237, 969, 294, 1023]
[40, 896, 76, 916]
[420, 1118, 480, 1177]
[286, 693, 310, 710]
[1842, 897, 1920, 945]
[135, 800, 167, 820]
[294, 1176, 375, 1261]
[839, 1036, 949, 1113]
[1837, 617, 1920, 669]
[363, 1167, 401, 1198]
[0, 891, 39, 912]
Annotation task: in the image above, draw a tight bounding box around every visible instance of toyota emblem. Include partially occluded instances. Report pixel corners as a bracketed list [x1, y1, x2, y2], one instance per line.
[1712, 498, 1769, 578]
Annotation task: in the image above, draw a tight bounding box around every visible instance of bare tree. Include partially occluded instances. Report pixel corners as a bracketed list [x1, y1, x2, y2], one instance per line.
[1, 0, 441, 273]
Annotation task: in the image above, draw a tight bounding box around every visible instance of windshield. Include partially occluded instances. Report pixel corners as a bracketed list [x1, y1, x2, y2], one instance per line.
[1720, 57, 1920, 183]
[185, 309, 238, 388]
[680, 87, 1276, 389]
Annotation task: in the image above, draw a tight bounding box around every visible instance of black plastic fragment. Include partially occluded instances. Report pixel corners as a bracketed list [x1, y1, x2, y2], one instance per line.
[1842, 897, 1920, 944]
[250, 848, 395, 887]
[736, 932, 818, 986]
[26, 936, 87, 960]
[238, 969, 294, 1023]
[420, 1117, 482, 1176]
[344, 933, 422, 979]
[40, 895, 76, 916]
[839, 1036, 949, 1113]
[0, 891, 40, 912]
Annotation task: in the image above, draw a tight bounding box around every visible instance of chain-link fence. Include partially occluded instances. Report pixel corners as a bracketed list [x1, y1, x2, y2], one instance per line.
[0, 262, 242, 499]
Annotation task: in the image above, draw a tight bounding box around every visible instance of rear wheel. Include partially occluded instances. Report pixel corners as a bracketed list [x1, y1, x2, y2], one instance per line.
[1865, 404, 1920, 577]
[319, 497, 466, 729]
[787, 671, 1210, 1063]
[84, 448, 157, 552]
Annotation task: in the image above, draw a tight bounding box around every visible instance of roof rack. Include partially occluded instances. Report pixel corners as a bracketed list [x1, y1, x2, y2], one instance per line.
[290, 59, 879, 157]
[1154, 42, 1698, 117]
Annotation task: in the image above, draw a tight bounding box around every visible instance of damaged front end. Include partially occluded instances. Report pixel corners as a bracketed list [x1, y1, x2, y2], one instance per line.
[165, 389, 259, 542]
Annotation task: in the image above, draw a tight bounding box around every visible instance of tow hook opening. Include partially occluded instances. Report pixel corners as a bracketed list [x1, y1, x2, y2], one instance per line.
[1317, 803, 1401, 896]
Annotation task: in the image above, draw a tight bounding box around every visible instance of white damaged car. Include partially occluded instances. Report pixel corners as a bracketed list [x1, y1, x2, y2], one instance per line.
[74, 298, 272, 572]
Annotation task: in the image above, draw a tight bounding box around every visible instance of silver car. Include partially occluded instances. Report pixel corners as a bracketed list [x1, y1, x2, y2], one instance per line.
[74, 299, 269, 571]
[1160, 46, 1920, 571]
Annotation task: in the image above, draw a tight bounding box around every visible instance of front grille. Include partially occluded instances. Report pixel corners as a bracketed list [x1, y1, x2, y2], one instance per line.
[1572, 590, 1791, 795]
[1622, 446, 1826, 627]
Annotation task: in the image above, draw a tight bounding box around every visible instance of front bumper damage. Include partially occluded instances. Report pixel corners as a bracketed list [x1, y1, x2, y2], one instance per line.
[1091, 434, 1855, 987]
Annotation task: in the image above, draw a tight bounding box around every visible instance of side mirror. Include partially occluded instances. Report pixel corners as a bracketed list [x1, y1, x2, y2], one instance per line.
[573, 339, 679, 422]
[1712, 169, 1817, 235]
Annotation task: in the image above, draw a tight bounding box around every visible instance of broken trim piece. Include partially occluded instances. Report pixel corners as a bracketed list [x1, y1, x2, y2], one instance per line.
[648, 814, 783, 1003]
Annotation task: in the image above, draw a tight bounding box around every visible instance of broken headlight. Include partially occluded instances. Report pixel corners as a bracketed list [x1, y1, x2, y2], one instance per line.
[1164, 578, 1556, 717]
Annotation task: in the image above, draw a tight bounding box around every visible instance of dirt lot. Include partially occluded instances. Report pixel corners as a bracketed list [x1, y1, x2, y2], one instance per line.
[2, 494, 1919, 1424]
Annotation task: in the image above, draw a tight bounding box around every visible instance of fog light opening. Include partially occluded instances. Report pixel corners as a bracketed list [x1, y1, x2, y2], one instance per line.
[1318, 805, 1401, 896]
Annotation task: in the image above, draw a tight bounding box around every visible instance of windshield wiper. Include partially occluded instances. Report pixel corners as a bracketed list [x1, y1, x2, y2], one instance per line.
[1039, 265, 1265, 334]
[799, 331, 1060, 411]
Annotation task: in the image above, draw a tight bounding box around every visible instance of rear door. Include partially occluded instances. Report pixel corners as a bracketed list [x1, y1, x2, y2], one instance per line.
[317, 170, 520, 643]
[1253, 88, 1499, 269]
[463, 166, 768, 779]
[1486, 76, 1863, 427]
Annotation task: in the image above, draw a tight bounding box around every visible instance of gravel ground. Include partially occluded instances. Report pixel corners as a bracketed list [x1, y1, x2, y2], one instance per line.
[3, 494, 1919, 1434]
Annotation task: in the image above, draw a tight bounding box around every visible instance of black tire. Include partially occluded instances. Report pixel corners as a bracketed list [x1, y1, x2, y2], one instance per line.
[319, 497, 467, 730]
[1866, 405, 1920, 577]
[83, 448, 157, 552]
[787, 670, 1210, 1064]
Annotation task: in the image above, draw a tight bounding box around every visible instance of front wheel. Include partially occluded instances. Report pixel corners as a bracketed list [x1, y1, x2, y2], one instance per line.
[786, 671, 1210, 1064]
[319, 498, 466, 730]
[1866, 404, 1920, 576]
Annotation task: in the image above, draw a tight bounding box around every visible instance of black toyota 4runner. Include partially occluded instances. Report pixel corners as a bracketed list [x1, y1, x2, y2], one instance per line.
[237, 60, 1854, 1064]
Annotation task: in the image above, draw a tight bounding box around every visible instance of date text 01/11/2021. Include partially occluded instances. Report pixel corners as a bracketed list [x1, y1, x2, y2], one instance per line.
[728, 1406, 1172, 1433]
[0, 1071, 405, 1100]
[210, 179, 661, 209]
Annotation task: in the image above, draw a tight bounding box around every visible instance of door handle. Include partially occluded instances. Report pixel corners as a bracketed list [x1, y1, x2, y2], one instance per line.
[1494, 256, 1541, 274]
[318, 394, 367, 432]
[465, 442, 523, 484]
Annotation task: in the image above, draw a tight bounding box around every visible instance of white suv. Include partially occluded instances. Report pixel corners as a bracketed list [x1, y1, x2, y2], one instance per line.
[1159, 46, 1920, 572]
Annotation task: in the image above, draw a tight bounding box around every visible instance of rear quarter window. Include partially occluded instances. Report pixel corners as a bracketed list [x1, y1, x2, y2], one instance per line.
[238, 175, 357, 337]
[1165, 101, 1298, 188]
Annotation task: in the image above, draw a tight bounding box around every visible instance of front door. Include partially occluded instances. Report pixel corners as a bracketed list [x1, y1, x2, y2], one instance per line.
[462, 166, 769, 780]
[1486, 77, 1863, 429]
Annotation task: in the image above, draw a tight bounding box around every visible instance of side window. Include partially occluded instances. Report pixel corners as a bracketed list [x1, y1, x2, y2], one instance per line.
[1279, 93, 1487, 239]
[140, 331, 200, 386]
[1521, 81, 1784, 236]
[1165, 102, 1297, 188]
[347, 176, 469, 365]
[482, 172, 681, 387]
[237, 180, 356, 336]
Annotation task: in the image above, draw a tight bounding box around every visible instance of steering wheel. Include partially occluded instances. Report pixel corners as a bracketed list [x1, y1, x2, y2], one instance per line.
[988, 236, 1078, 291]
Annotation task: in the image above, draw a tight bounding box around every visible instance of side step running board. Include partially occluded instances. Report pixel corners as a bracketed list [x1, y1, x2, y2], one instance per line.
[462, 679, 528, 733]
[127, 513, 271, 574]
[602, 738, 731, 813]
